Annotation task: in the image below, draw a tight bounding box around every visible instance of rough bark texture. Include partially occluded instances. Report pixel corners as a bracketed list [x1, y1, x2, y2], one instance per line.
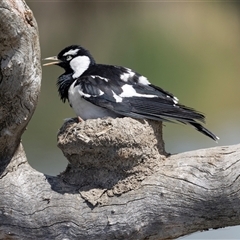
[0, 0, 41, 171]
[1, 1, 240, 240]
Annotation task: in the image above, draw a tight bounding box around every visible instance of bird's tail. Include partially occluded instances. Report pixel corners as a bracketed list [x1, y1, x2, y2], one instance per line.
[189, 121, 219, 142]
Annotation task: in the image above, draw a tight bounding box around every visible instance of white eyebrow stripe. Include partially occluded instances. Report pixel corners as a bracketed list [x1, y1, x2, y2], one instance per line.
[63, 49, 80, 56]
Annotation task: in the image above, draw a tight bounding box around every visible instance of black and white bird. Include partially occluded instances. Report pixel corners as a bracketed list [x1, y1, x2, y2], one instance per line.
[43, 45, 219, 141]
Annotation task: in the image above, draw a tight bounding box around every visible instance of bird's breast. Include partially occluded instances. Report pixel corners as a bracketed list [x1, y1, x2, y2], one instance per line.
[68, 81, 119, 120]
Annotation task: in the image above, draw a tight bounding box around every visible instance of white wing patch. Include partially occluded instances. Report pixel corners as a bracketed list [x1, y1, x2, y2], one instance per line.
[120, 68, 136, 82]
[120, 84, 158, 98]
[97, 89, 104, 96]
[92, 75, 109, 82]
[138, 76, 150, 85]
[167, 95, 179, 104]
[120, 68, 150, 86]
[120, 72, 130, 81]
[112, 90, 122, 103]
[78, 85, 104, 98]
[79, 91, 91, 98]
[173, 96, 179, 104]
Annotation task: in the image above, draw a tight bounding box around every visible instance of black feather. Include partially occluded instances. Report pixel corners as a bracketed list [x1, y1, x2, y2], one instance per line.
[47, 45, 219, 141]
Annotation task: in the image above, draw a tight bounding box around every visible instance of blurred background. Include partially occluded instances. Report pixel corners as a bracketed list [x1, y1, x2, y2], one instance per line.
[25, 1, 240, 239]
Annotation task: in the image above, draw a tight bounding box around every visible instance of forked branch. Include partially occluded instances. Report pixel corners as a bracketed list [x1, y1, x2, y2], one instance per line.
[0, 1, 239, 240]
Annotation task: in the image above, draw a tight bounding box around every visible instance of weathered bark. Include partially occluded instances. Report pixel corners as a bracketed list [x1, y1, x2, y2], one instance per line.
[0, 1, 240, 240]
[0, 0, 41, 171]
[1, 125, 240, 240]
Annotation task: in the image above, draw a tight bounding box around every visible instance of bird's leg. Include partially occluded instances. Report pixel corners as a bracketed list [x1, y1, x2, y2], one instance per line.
[77, 116, 83, 122]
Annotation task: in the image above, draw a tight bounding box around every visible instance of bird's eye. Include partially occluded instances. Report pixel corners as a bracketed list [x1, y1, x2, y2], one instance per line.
[66, 55, 72, 61]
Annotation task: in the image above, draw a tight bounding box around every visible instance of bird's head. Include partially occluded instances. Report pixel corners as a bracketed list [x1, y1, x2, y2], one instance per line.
[43, 45, 96, 78]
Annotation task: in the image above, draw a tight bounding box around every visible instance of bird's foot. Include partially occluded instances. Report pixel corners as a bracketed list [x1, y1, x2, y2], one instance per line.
[77, 116, 83, 122]
[63, 117, 80, 124]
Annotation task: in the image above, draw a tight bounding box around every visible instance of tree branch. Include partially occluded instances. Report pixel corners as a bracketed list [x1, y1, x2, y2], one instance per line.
[0, 0, 41, 170]
[0, 1, 239, 240]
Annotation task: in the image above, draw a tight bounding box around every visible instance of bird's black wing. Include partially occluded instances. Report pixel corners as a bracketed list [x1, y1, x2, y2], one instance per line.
[76, 75, 203, 121]
[75, 74, 218, 141]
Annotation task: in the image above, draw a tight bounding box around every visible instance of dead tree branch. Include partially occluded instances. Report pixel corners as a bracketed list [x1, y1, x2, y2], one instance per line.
[0, 1, 239, 240]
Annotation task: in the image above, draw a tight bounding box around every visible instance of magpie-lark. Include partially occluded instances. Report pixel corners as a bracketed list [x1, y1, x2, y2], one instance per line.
[43, 45, 219, 141]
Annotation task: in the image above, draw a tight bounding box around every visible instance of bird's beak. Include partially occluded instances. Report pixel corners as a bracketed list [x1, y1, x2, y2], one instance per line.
[43, 56, 61, 66]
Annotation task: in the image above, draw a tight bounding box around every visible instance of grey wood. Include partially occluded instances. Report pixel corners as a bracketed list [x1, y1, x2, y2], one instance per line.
[1, 1, 239, 240]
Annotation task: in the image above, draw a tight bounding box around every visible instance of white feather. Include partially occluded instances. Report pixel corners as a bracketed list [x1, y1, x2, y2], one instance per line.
[112, 90, 122, 102]
[68, 81, 119, 120]
[138, 76, 150, 85]
[70, 56, 90, 79]
[63, 49, 80, 56]
[119, 84, 157, 98]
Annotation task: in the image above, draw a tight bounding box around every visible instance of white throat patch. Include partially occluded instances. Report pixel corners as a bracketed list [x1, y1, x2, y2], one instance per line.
[70, 56, 91, 79]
